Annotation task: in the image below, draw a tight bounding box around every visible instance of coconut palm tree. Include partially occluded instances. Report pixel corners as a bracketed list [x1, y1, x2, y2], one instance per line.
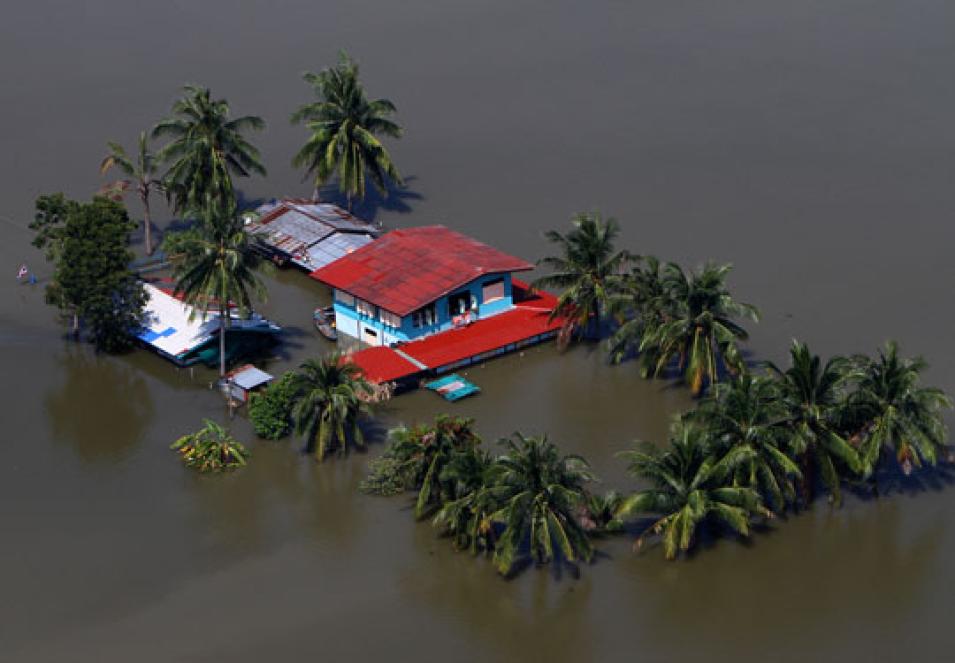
[490, 432, 596, 576]
[432, 446, 500, 553]
[767, 340, 862, 504]
[532, 212, 631, 346]
[616, 421, 770, 560]
[153, 85, 266, 217]
[291, 51, 403, 206]
[99, 131, 163, 255]
[170, 205, 269, 377]
[291, 354, 373, 461]
[171, 419, 249, 472]
[850, 341, 952, 480]
[386, 415, 482, 518]
[691, 374, 801, 511]
[607, 255, 670, 375]
[641, 262, 759, 395]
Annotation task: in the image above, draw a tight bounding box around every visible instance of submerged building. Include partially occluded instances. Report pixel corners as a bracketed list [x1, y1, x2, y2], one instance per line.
[309, 226, 563, 387]
[245, 199, 378, 272]
[309, 225, 533, 346]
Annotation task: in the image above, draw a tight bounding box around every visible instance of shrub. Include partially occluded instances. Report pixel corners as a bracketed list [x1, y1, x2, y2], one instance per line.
[172, 419, 249, 473]
[248, 372, 298, 440]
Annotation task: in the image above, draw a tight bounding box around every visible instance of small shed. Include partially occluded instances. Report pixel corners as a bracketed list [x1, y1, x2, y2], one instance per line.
[226, 364, 274, 403]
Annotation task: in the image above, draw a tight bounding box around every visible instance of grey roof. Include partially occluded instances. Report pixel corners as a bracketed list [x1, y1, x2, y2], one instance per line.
[247, 201, 377, 262]
[231, 365, 274, 390]
[305, 232, 376, 270]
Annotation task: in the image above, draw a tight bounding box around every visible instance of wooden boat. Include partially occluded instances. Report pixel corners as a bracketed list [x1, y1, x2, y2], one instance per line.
[313, 306, 337, 341]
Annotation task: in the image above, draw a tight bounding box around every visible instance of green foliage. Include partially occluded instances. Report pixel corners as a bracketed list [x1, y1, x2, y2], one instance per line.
[31, 194, 146, 352]
[360, 415, 481, 518]
[849, 341, 952, 478]
[100, 131, 163, 255]
[640, 262, 759, 395]
[161, 227, 205, 257]
[490, 432, 597, 575]
[532, 212, 631, 345]
[617, 421, 771, 560]
[248, 372, 299, 440]
[171, 419, 249, 472]
[291, 51, 403, 205]
[169, 205, 270, 376]
[291, 354, 373, 461]
[153, 85, 266, 217]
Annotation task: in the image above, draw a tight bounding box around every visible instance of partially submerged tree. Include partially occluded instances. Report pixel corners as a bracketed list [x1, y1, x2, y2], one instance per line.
[290, 355, 372, 461]
[292, 51, 403, 205]
[30, 194, 145, 351]
[169, 203, 269, 377]
[100, 131, 163, 255]
[532, 212, 631, 346]
[491, 432, 596, 575]
[641, 262, 759, 395]
[171, 419, 249, 472]
[617, 421, 771, 560]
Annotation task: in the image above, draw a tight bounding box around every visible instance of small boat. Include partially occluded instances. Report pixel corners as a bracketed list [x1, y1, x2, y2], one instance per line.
[313, 306, 337, 341]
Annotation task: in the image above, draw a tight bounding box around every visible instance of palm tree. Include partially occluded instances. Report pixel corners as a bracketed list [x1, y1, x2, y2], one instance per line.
[170, 206, 269, 377]
[99, 131, 163, 255]
[850, 341, 952, 480]
[153, 85, 266, 217]
[532, 212, 631, 346]
[291, 51, 403, 206]
[432, 446, 500, 553]
[291, 354, 373, 461]
[641, 262, 759, 395]
[607, 255, 670, 375]
[171, 419, 249, 472]
[616, 421, 770, 560]
[691, 374, 801, 511]
[767, 340, 862, 504]
[490, 432, 596, 576]
[385, 415, 482, 517]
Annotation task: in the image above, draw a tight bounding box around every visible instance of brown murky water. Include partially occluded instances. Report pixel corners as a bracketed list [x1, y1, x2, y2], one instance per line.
[2, 1, 955, 661]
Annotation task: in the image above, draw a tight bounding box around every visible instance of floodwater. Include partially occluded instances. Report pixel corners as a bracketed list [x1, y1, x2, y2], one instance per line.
[2, 1, 954, 660]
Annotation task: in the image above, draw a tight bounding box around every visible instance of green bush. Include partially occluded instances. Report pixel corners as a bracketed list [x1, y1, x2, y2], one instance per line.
[248, 372, 298, 440]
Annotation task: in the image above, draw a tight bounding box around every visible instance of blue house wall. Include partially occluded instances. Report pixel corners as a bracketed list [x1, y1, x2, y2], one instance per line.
[333, 273, 515, 346]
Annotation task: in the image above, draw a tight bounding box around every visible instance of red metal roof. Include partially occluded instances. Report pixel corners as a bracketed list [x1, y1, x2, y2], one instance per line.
[344, 281, 561, 383]
[309, 226, 533, 317]
[345, 346, 421, 383]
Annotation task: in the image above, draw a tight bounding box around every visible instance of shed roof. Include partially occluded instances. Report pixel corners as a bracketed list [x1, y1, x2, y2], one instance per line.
[309, 226, 533, 316]
[229, 364, 274, 390]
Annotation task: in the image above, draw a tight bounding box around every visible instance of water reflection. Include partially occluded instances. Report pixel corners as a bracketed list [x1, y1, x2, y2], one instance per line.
[46, 348, 155, 462]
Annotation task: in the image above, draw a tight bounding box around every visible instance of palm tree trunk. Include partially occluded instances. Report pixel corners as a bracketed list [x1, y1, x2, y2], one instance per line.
[311, 184, 321, 202]
[72, 312, 80, 339]
[142, 191, 153, 256]
[219, 303, 227, 378]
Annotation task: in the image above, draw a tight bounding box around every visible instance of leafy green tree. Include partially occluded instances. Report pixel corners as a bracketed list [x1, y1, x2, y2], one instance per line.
[432, 446, 501, 553]
[767, 340, 862, 504]
[30, 195, 145, 350]
[850, 341, 952, 480]
[248, 372, 300, 440]
[361, 415, 481, 517]
[170, 205, 269, 377]
[532, 212, 631, 345]
[641, 262, 759, 395]
[291, 51, 403, 206]
[171, 419, 249, 472]
[291, 354, 372, 461]
[691, 374, 801, 511]
[490, 432, 596, 576]
[153, 85, 266, 217]
[100, 131, 163, 255]
[607, 255, 669, 375]
[616, 421, 770, 560]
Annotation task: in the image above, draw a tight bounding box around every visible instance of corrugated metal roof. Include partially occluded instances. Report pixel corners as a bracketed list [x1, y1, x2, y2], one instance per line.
[230, 365, 274, 390]
[305, 232, 375, 270]
[309, 226, 533, 316]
